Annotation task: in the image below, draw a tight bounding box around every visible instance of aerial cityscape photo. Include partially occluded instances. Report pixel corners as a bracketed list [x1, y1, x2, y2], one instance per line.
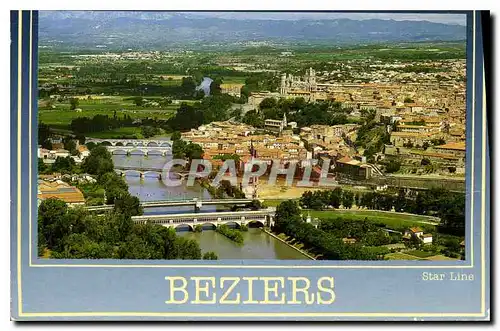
[37, 11, 467, 261]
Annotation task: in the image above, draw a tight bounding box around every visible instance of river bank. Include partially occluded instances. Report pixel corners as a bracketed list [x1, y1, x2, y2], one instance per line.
[262, 229, 316, 260]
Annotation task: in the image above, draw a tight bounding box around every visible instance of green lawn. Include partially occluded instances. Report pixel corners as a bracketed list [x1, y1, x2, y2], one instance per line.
[404, 250, 437, 258]
[385, 252, 423, 260]
[262, 199, 293, 207]
[308, 209, 438, 231]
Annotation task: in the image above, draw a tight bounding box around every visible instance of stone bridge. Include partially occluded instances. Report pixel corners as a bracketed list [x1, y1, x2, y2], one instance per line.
[113, 166, 192, 180]
[131, 209, 275, 231]
[86, 138, 172, 148]
[106, 145, 172, 156]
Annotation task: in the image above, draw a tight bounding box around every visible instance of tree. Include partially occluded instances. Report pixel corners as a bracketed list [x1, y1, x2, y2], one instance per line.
[81, 146, 114, 175]
[171, 131, 182, 141]
[274, 200, 302, 233]
[341, 191, 354, 209]
[38, 198, 68, 250]
[209, 77, 223, 96]
[181, 76, 197, 95]
[133, 96, 144, 107]
[38, 158, 47, 174]
[329, 188, 343, 209]
[259, 97, 277, 110]
[63, 138, 77, 155]
[54, 233, 115, 259]
[202, 252, 218, 260]
[69, 97, 79, 110]
[114, 194, 143, 217]
[38, 122, 53, 149]
[52, 156, 76, 174]
[141, 126, 160, 138]
[185, 143, 204, 161]
[242, 109, 264, 128]
[408, 234, 422, 249]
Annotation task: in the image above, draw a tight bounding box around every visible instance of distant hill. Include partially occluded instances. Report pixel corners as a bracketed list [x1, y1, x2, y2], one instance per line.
[38, 11, 467, 50]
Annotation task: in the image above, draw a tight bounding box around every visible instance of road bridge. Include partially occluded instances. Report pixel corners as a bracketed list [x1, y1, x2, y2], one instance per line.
[85, 198, 255, 212]
[131, 209, 275, 231]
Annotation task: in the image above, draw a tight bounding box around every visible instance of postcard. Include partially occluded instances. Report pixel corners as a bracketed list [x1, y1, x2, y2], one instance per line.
[10, 10, 490, 321]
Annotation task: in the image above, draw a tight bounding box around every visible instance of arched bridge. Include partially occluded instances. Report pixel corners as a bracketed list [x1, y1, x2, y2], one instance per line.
[113, 166, 190, 180]
[131, 209, 275, 231]
[86, 138, 172, 148]
[106, 145, 172, 156]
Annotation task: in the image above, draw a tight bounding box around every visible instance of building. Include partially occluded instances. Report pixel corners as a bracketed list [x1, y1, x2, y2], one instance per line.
[54, 149, 70, 158]
[433, 142, 466, 158]
[334, 156, 372, 180]
[220, 83, 245, 98]
[264, 114, 287, 134]
[280, 67, 317, 95]
[403, 227, 433, 245]
[37, 180, 85, 205]
[78, 145, 90, 158]
[389, 131, 440, 147]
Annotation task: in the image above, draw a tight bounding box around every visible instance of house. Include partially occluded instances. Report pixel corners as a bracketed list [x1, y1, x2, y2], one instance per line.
[38, 147, 51, 159]
[78, 145, 90, 158]
[404, 227, 424, 238]
[421, 234, 433, 245]
[404, 227, 433, 245]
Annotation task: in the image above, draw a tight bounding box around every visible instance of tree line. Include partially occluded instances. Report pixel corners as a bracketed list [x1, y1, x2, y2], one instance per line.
[70, 113, 134, 134]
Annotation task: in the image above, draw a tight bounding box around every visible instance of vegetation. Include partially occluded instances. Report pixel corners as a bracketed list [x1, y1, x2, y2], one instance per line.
[216, 224, 244, 244]
[202, 251, 219, 260]
[299, 187, 465, 236]
[273, 200, 387, 260]
[355, 110, 390, 159]
[243, 97, 357, 128]
[38, 199, 205, 259]
[37, 145, 220, 260]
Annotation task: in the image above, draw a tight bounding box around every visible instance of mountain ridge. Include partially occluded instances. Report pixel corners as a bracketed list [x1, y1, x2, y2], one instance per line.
[39, 12, 467, 50]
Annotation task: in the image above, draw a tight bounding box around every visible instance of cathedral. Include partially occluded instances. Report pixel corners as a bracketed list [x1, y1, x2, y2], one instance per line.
[279, 67, 318, 95]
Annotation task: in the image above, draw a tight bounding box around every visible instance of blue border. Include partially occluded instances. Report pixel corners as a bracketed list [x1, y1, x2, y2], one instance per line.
[11, 10, 490, 321]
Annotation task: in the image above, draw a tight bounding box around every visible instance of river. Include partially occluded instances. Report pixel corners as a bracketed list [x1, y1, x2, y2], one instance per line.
[112, 154, 308, 259]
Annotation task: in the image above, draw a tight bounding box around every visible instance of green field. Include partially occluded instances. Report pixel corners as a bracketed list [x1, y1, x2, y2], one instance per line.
[222, 76, 247, 84]
[39, 108, 176, 127]
[39, 96, 179, 128]
[308, 210, 438, 230]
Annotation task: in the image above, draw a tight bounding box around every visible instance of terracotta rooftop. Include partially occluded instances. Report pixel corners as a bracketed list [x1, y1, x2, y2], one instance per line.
[435, 142, 466, 151]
